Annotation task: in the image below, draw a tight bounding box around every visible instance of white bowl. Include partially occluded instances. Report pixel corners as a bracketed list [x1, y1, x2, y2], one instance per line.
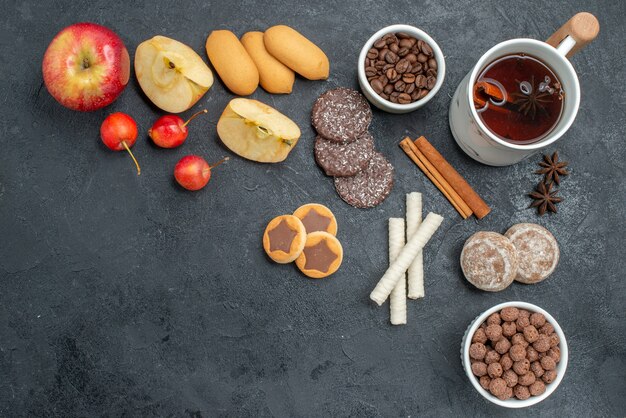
[461, 301, 568, 408]
[357, 24, 446, 114]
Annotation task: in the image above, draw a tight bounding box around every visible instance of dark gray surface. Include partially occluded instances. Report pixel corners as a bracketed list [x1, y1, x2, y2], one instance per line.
[1, 0, 624, 416]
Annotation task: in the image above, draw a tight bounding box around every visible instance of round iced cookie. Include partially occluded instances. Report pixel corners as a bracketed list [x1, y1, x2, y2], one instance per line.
[292, 203, 338, 236]
[295, 231, 343, 278]
[461, 231, 518, 292]
[314, 132, 375, 177]
[505, 223, 560, 284]
[262, 215, 307, 264]
[311, 87, 372, 143]
[333, 152, 394, 208]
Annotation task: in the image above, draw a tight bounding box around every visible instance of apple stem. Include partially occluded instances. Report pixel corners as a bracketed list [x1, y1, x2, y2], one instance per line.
[209, 157, 230, 169]
[182, 109, 208, 127]
[122, 141, 141, 176]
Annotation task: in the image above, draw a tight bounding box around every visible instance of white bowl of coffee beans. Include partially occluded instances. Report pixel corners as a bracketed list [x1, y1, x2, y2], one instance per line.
[461, 302, 568, 408]
[358, 24, 445, 113]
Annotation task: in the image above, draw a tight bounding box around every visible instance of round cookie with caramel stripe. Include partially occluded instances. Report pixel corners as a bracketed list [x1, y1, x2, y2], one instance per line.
[295, 231, 343, 278]
[293, 203, 338, 236]
[505, 223, 559, 284]
[263, 215, 307, 264]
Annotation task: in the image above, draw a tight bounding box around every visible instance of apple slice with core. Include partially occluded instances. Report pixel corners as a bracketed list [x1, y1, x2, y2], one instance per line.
[217, 98, 301, 163]
[135, 36, 213, 113]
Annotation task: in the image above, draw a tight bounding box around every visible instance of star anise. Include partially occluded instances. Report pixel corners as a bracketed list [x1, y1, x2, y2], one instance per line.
[529, 181, 563, 215]
[536, 151, 569, 184]
[511, 76, 553, 120]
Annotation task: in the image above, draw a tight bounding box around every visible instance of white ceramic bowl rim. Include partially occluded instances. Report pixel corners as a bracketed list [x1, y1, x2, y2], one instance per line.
[467, 38, 581, 151]
[358, 24, 446, 111]
[462, 301, 569, 408]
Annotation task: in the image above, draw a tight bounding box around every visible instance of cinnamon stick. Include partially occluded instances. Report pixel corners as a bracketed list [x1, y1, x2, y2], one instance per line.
[413, 136, 491, 219]
[399, 138, 472, 219]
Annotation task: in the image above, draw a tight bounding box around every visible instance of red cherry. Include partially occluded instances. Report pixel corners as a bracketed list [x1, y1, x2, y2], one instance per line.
[100, 112, 141, 175]
[174, 155, 229, 191]
[149, 109, 207, 148]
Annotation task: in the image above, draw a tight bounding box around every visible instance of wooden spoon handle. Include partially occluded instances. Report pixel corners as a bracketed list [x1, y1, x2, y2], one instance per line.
[546, 12, 599, 58]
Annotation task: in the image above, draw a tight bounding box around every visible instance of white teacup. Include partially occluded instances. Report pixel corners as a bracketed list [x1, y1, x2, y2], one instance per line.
[449, 13, 599, 166]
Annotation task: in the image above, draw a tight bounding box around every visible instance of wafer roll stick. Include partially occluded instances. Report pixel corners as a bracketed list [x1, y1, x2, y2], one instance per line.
[406, 193, 424, 299]
[388, 218, 407, 325]
[370, 213, 444, 306]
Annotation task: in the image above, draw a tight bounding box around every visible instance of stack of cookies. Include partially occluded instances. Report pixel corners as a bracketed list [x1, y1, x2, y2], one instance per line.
[311, 87, 394, 208]
[262, 203, 343, 279]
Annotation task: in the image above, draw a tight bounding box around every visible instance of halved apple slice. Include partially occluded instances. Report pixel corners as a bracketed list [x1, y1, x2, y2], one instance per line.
[217, 98, 301, 163]
[135, 36, 213, 113]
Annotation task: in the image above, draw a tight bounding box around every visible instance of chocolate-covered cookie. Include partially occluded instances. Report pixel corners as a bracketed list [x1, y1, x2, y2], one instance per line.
[262, 215, 307, 263]
[293, 203, 338, 235]
[333, 152, 394, 208]
[295, 231, 343, 278]
[314, 132, 374, 177]
[311, 87, 372, 143]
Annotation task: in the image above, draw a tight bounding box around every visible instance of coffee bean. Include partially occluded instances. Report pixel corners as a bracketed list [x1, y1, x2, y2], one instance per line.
[386, 68, 398, 80]
[367, 48, 378, 60]
[398, 93, 412, 104]
[404, 83, 415, 94]
[419, 40, 434, 56]
[364, 58, 370, 67]
[426, 76, 437, 90]
[373, 39, 386, 49]
[395, 59, 410, 74]
[396, 32, 412, 39]
[418, 89, 429, 99]
[422, 61, 429, 71]
[417, 53, 428, 63]
[379, 48, 389, 61]
[428, 58, 438, 70]
[370, 78, 384, 94]
[385, 51, 398, 64]
[415, 74, 427, 88]
[397, 47, 410, 57]
[385, 35, 398, 45]
[402, 73, 416, 84]
[406, 53, 417, 64]
[399, 38, 416, 48]
[411, 63, 423, 74]
[383, 84, 394, 95]
[383, 63, 394, 71]
[411, 89, 421, 101]
[378, 74, 389, 86]
[365, 66, 377, 77]
[389, 43, 399, 53]
[379, 93, 390, 100]
[389, 72, 401, 83]
[394, 80, 406, 92]
[426, 68, 438, 78]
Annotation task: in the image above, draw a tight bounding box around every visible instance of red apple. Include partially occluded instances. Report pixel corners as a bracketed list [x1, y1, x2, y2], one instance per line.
[174, 155, 228, 191]
[42, 22, 130, 111]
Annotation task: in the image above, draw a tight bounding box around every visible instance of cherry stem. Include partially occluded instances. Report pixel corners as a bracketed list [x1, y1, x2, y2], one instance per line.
[182, 109, 208, 127]
[209, 157, 229, 169]
[122, 141, 141, 176]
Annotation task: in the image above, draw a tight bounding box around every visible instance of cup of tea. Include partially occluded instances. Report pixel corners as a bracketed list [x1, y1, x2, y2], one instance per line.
[449, 13, 599, 166]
